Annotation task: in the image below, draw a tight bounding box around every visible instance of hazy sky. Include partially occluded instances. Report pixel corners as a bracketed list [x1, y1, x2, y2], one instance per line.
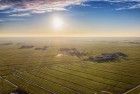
[0, 0, 140, 37]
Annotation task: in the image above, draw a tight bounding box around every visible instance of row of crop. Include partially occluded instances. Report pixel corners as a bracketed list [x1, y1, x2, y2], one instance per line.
[97, 62, 140, 72]
[6, 74, 53, 94]
[62, 62, 140, 78]
[13, 70, 95, 94]
[26, 61, 135, 93]
[28, 67, 124, 94]
[0, 76, 17, 94]
[54, 63, 140, 85]
[48, 65, 134, 87]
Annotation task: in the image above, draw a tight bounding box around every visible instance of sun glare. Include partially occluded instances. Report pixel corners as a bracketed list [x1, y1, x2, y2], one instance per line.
[52, 16, 64, 30]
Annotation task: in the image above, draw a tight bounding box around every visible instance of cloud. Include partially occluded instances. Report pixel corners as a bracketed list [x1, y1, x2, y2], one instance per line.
[0, 0, 86, 16]
[88, 0, 140, 2]
[9, 13, 31, 17]
[0, 19, 4, 22]
[88, 0, 140, 10]
[0, 5, 11, 10]
[0, 18, 25, 23]
[0, 0, 140, 13]
[0, 0, 140, 18]
[116, 3, 140, 10]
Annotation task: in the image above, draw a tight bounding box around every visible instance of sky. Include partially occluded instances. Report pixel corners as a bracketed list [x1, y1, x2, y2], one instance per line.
[0, 0, 140, 37]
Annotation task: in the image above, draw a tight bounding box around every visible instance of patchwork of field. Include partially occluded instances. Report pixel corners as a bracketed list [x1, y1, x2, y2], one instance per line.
[0, 37, 140, 94]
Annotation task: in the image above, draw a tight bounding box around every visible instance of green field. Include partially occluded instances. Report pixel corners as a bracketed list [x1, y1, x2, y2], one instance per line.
[0, 37, 140, 94]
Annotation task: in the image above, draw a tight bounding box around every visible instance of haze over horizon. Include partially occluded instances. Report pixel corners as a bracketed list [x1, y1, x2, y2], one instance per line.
[0, 0, 140, 37]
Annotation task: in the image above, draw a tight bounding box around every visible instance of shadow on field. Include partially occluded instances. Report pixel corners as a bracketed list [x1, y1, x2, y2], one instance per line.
[10, 88, 28, 94]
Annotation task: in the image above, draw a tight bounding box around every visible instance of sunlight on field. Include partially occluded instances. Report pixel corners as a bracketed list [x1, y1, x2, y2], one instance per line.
[0, 37, 140, 94]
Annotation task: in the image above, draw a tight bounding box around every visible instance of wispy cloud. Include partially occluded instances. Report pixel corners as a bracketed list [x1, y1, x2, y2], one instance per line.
[0, 0, 86, 15]
[87, 0, 140, 10]
[0, 0, 140, 22]
[9, 13, 31, 17]
[0, 5, 11, 10]
[0, 18, 25, 23]
[0, 19, 4, 22]
[0, 0, 140, 15]
[116, 3, 140, 10]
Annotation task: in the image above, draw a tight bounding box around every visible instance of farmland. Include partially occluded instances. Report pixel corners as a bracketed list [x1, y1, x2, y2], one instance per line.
[0, 37, 140, 94]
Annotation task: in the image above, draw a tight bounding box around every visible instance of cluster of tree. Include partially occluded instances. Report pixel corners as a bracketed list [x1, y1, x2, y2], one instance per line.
[34, 46, 49, 50]
[0, 43, 13, 45]
[19, 45, 34, 49]
[59, 48, 87, 58]
[88, 52, 128, 62]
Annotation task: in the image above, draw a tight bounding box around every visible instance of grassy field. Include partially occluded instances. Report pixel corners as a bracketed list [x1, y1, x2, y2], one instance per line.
[0, 37, 140, 94]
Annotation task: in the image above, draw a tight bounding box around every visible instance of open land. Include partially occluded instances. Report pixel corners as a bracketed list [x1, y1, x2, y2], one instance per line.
[0, 37, 140, 94]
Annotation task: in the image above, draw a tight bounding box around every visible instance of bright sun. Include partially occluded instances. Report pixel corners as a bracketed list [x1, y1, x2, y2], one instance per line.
[52, 16, 64, 30]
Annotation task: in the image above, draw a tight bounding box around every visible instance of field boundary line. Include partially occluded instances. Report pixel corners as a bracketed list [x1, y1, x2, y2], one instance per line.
[12, 73, 56, 94]
[55, 65, 135, 85]
[46, 66, 131, 89]
[27, 70, 96, 93]
[42, 67, 124, 90]
[4, 79, 18, 88]
[123, 84, 140, 94]
[0, 76, 18, 88]
[14, 70, 81, 94]
[62, 63, 140, 78]
[52, 62, 140, 78]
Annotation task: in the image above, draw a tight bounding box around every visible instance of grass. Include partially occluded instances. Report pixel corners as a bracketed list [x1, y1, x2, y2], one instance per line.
[0, 37, 140, 94]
